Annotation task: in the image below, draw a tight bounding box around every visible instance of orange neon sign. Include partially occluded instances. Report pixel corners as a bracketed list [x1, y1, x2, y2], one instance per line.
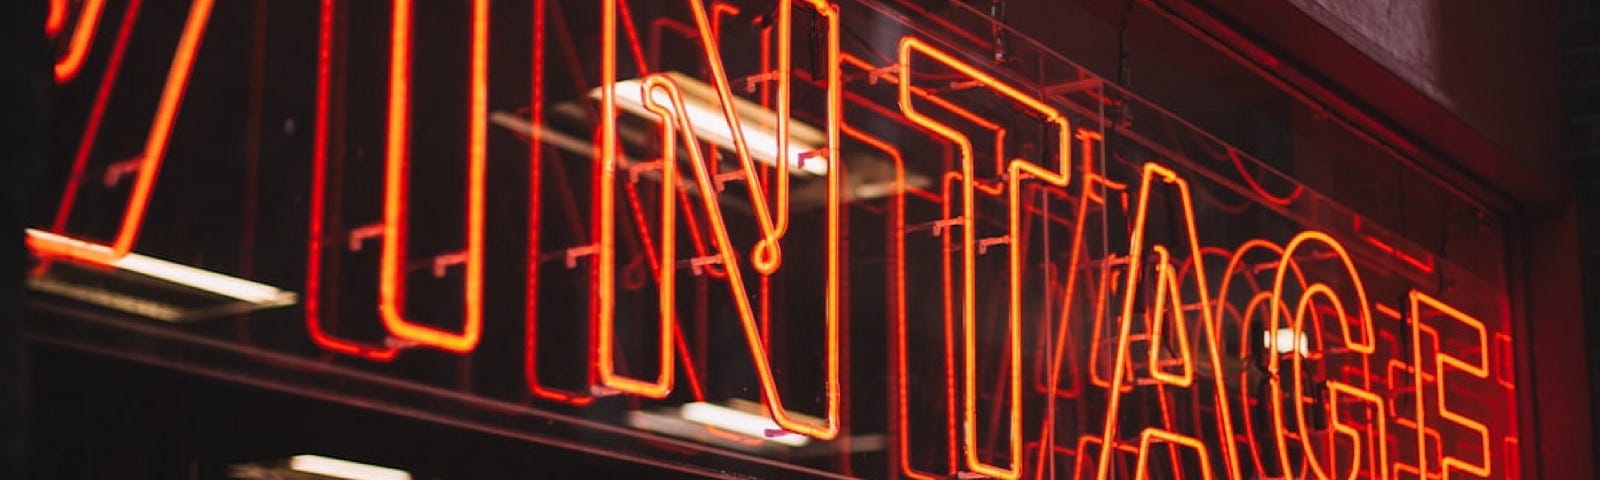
[32, 0, 216, 263]
[1410, 291, 1493, 479]
[595, 0, 844, 439]
[50, 0, 109, 83]
[1092, 163, 1243, 480]
[373, 0, 490, 354]
[305, 0, 398, 362]
[31, 2, 1521, 478]
[896, 34, 1072, 479]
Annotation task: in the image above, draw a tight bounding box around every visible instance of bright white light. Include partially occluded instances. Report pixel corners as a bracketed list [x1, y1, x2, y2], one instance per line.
[593, 72, 828, 176]
[679, 401, 810, 447]
[289, 455, 411, 480]
[1263, 328, 1310, 357]
[26, 229, 296, 305]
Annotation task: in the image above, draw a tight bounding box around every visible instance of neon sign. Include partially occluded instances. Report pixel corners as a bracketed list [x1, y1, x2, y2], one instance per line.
[30, 0, 1519, 478]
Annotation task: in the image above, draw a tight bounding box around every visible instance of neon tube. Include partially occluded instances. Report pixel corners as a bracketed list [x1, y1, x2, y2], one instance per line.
[375, 0, 488, 354]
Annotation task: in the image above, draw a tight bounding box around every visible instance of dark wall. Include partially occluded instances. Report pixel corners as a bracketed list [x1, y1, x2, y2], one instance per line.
[1208, 0, 1566, 205]
[27, 346, 705, 479]
[0, 0, 51, 478]
[1277, 0, 1563, 179]
[1565, 0, 1600, 477]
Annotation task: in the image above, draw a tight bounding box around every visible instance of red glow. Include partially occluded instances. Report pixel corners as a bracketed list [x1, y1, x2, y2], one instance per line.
[896, 35, 1076, 480]
[1266, 231, 1379, 480]
[47, 0, 67, 37]
[1493, 333, 1516, 390]
[30, 0, 216, 265]
[305, 0, 399, 362]
[1410, 291, 1492, 479]
[53, 0, 109, 83]
[596, 74, 680, 400]
[843, 124, 939, 479]
[1227, 147, 1302, 207]
[1144, 246, 1195, 387]
[50, 0, 142, 240]
[1134, 429, 1215, 480]
[1035, 129, 1110, 478]
[375, 0, 489, 354]
[27, 3, 1521, 477]
[1327, 382, 1391, 480]
[1093, 163, 1242, 480]
[1360, 235, 1437, 274]
[524, 0, 596, 406]
[596, 0, 843, 440]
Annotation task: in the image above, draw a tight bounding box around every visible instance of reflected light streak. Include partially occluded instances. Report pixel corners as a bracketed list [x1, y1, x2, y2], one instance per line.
[27, 229, 295, 306]
[680, 402, 811, 448]
[289, 455, 412, 480]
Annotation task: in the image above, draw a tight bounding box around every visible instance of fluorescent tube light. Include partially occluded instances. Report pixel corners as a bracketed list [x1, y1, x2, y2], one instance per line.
[288, 455, 411, 480]
[592, 71, 828, 176]
[1263, 328, 1310, 357]
[679, 401, 810, 447]
[26, 228, 296, 306]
